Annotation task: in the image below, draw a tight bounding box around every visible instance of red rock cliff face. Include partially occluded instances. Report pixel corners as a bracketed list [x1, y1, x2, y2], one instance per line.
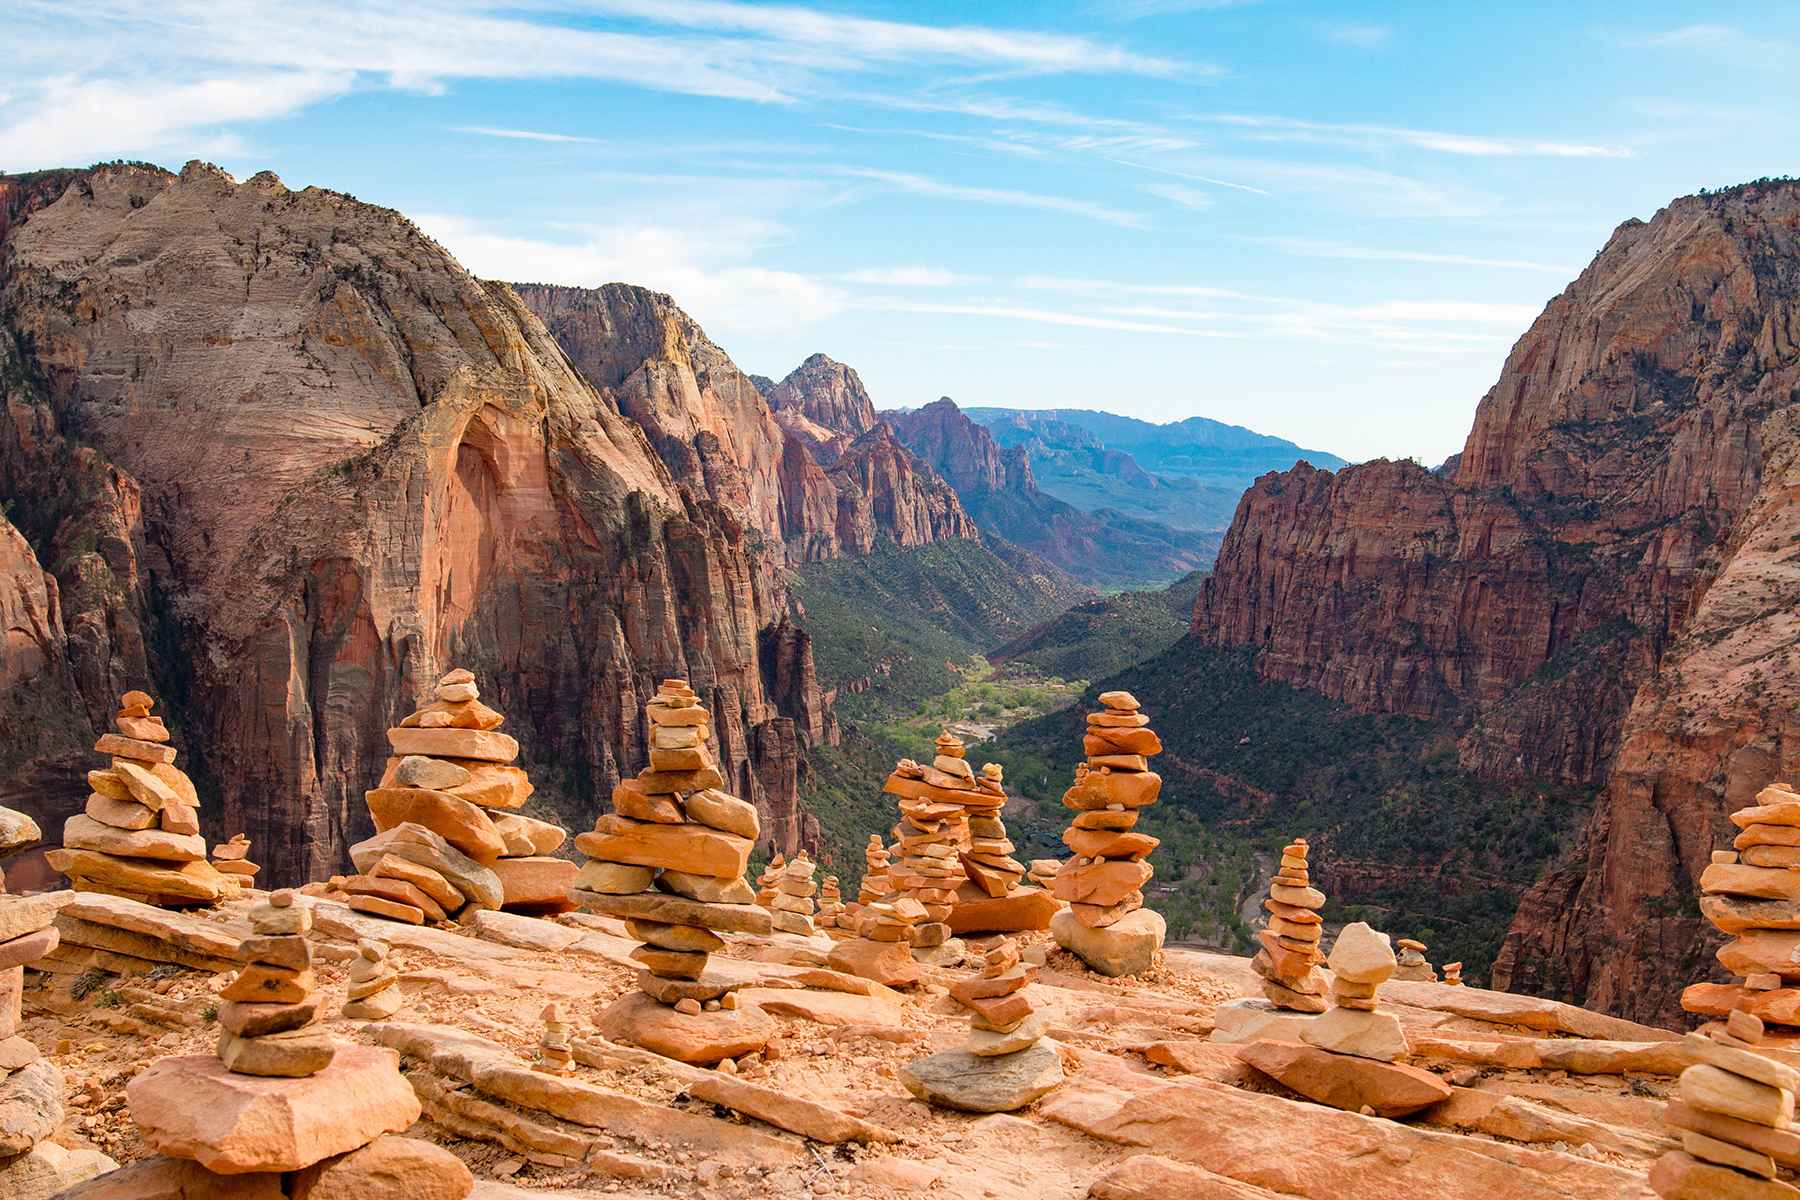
[1195, 181, 1800, 1023]
[766, 353, 878, 464]
[0, 162, 839, 881]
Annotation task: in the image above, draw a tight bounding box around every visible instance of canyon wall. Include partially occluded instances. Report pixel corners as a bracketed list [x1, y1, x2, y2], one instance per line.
[1193, 180, 1800, 1022]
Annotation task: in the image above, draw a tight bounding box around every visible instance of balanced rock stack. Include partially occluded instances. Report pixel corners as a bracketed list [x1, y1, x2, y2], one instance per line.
[1651, 1012, 1800, 1199]
[352, 668, 573, 921]
[537, 1003, 574, 1075]
[1050, 691, 1167, 977]
[771, 852, 818, 935]
[901, 935, 1063, 1113]
[1027, 860, 1060, 890]
[1394, 937, 1436, 982]
[1443, 961, 1465, 987]
[754, 853, 785, 908]
[827, 896, 925, 988]
[342, 938, 403, 1020]
[571, 681, 775, 1064]
[121, 893, 466, 1194]
[881, 737, 978, 952]
[48, 690, 234, 907]
[210, 834, 259, 886]
[816, 875, 845, 932]
[1686, 783, 1800, 1035]
[1249, 837, 1328, 1014]
[950, 761, 1059, 936]
[218, 890, 336, 1077]
[0, 808, 118, 1197]
[857, 836, 893, 905]
[1239, 921, 1451, 1119]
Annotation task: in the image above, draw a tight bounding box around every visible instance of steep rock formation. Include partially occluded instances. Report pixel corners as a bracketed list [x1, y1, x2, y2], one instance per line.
[888, 398, 1218, 587]
[824, 424, 980, 550]
[1194, 180, 1800, 1023]
[766, 352, 878, 463]
[0, 162, 836, 882]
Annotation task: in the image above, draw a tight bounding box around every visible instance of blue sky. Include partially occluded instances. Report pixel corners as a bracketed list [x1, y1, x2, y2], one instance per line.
[5, 2, 1796, 463]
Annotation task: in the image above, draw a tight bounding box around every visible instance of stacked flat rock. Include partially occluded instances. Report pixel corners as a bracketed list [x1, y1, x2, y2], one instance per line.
[826, 896, 926, 988]
[218, 890, 335, 1078]
[1686, 783, 1800, 1035]
[1442, 961, 1465, 987]
[1651, 1012, 1800, 1199]
[48, 690, 234, 907]
[901, 935, 1063, 1113]
[949, 761, 1059, 936]
[857, 835, 893, 905]
[572, 681, 775, 1065]
[0, 808, 118, 1197]
[342, 938, 403, 1020]
[537, 1003, 574, 1075]
[1300, 922, 1408, 1061]
[754, 853, 786, 909]
[1050, 692, 1168, 977]
[1393, 937, 1436, 982]
[816, 875, 845, 932]
[1027, 859, 1060, 890]
[1251, 838, 1327, 1013]
[771, 852, 818, 935]
[210, 833, 259, 886]
[882, 750, 970, 951]
[350, 668, 571, 923]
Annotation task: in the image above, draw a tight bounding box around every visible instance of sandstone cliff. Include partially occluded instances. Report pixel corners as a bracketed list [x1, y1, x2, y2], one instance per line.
[888, 398, 1219, 586]
[1194, 179, 1800, 1023]
[766, 352, 878, 463]
[0, 162, 852, 882]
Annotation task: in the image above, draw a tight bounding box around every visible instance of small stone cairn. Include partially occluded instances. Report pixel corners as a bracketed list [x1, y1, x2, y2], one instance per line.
[1651, 1010, 1800, 1198]
[1442, 961, 1465, 987]
[827, 895, 926, 988]
[901, 935, 1064, 1113]
[342, 937, 403, 1020]
[537, 1003, 575, 1075]
[48, 690, 233, 907]
[1687, 782, 1800, 1035]
[1251, 837, 1327, 1013]
[816, 874, 845, 933]
[1393, 937, 1436, 982]
[219, 890, 334, 1076]
[857, 835, 893, 904]
[348, 668, 572, 923]
[1027, 859, 1060, 890]
[571, 680, 775, 1065]
[0, 805, 117, 1196]
[882, 733, 980, 953]
[754, 853, 785, 908]
[1300, 922, 1408, 1060]
[209, 834, 259, 886]
[771, 852, 818, 936]
[1050, 691, 1167, 977]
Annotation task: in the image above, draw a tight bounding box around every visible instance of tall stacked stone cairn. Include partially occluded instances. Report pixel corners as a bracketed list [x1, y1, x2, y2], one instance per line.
[571, 680, 776, 1065]
[1050, 691, 1167, 977]
[0, 806, 118, 1197]
[858, 835, 893, 905]
[1250, 837, 1328, 1014]
[1687, 782, 1800, 1035]
[1393, 937, 1436, 982]
[950, 760, 1059, 935]
[351, 668, 574, 922]
[770, 852, 818, 935]
[1237, 921, 1451, 1119]
[901, 935, 1064, 1113]
[342, 937, 403, 1020]
[1651, 1010, 1800, 1199]
[47, 690, 234, 907]
[116, 888, 471, 1196]
[754, 853, 785, 909]
[882, 733, 978, 955]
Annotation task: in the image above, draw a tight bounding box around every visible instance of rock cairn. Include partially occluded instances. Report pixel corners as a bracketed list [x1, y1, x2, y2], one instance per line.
[1687, 783, 1800, 1035]
[882, 733, 980, 952]
[1251, 837, 1328, 1014]
[857, 836, 893, 905]
[1050, 691, 1167, 977]
[349, 668, 572, 923]
[950, 761, 1059, 936]
[342, 938, 403, 1020]
[0, 806, 117, 1196]
[219, 890, 334, 1077]
[770, 852, 818, 935]
[901, 936, 1063, 1113]
[1651, 1011, 1800, 1198]
[754, 853, 785, 908]
[209, 834, 259, 886]
[827, 896, 925, 988]
[1442, 961, 1465, 987]
[48, 690, 233, 907]
[816, 874, 845, 933]
[1394, 937, 1436, 982]
[121, 893, 465, 1193]
[537, 1003, 574, 1075]
[1300, 922, 1407, 1060]
[571, 680, 775, 1065]
[1027, 859, 1060, 890]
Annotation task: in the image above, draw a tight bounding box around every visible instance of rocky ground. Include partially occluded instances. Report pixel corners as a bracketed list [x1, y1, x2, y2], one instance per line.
[14, 890, 1712, 1198]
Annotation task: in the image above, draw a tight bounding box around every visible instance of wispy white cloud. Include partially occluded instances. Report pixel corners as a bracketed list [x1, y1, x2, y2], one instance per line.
[417, 211, 845, 338]
[850, 92, 1172, 131]
[1196, 114, 1630, 159]
[834, 166, 1145, 227]
[1143, 182, 1213, 210]
[837, 266, 981, 287]
[1102, 157, 1272, 196]
[860, 298, 1248, 337]
[454, 125, 599, 144]
[821, 122, 1051, 160]
[1266, 238, 1579, 276]
[1091, 0, 1261, 19]
[1321, 23, 1392, 49]
[1016, 275, 1250, 299]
